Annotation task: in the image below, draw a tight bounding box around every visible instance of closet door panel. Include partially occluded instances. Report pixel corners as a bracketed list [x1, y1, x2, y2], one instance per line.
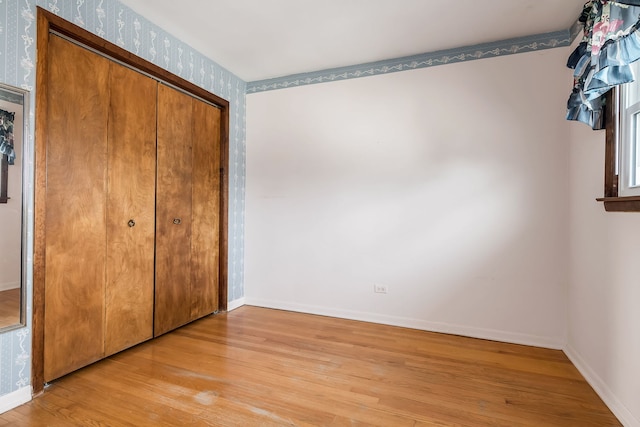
[155, 84, 193, 336]
[44, 35, 109, 381]
[190, 101, 221, 319]
[105, 64, 157, 355]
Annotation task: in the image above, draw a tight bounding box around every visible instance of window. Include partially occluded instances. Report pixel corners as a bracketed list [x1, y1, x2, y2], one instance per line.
[619, 60, 640, 197]
[598, 65, 640, 212]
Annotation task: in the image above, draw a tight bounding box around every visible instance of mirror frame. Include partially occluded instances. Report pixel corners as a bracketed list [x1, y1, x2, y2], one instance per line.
[0, 82, 30, 333]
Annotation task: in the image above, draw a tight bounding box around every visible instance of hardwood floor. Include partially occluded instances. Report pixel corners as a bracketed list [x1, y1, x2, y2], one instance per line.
[0, 306, 620, 426]
[0, 288, 20, 328]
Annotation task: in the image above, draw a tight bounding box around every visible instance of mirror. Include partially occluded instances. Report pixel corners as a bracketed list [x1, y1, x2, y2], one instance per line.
[0, 83, 28, 332]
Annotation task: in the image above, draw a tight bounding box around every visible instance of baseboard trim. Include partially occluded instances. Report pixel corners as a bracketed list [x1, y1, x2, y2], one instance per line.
[0, 387, 31, 414]
[244, 298, 564, 350]
[227, 297, 246, 312]
[564, 344, 639, 427]
[0, 282, 19, 292]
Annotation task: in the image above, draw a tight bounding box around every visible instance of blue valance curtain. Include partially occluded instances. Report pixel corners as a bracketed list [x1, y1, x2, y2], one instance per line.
[567, 0, 640, 129]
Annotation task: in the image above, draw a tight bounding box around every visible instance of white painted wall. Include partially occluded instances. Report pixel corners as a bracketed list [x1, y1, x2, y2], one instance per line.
[245, 48, 570, 349]
[566, 108, 640, 426]
[0, 99, 23, 292]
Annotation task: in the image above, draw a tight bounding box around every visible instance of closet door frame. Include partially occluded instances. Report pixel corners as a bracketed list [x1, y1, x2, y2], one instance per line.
[33, 8, 229, 395]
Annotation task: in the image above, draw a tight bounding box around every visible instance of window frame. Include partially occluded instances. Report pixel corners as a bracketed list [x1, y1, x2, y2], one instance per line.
[597, 89, 640, 211]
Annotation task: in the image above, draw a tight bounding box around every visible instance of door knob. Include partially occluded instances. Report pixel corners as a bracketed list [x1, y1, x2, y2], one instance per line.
[128, 219, 136, 227]
[173, 218, 182, 225]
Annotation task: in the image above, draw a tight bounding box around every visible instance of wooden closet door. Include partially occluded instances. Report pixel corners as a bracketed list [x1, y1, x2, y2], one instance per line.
[155, 84, 193, 336]
[44, 35, 110, 381]
[105, 64, 157, 355]
[190, 100, 221, 319]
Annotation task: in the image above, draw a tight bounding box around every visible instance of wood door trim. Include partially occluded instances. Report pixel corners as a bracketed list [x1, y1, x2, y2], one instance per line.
[219, 106, 229, 312]
[33, 7, 230, 394]
[38, 9, 229, 110]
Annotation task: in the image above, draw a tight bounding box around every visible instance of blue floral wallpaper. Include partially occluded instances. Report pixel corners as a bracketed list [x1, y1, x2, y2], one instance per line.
[0, 0, 246, 399]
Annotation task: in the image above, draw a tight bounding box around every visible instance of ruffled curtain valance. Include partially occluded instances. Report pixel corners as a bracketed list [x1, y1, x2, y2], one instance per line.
[567, 0, 640, 129]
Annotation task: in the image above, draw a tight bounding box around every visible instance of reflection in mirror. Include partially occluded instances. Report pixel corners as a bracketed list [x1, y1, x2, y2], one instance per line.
[0, 83, 28, 332]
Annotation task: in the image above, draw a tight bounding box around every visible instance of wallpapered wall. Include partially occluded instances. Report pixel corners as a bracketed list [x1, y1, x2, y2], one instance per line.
[0, 0, 246, 398]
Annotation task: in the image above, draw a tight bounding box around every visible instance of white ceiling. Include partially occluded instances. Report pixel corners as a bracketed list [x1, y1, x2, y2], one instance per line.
[118, 0, 586, 82]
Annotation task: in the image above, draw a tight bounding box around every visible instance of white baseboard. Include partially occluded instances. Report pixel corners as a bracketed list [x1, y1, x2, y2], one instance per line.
[564, 344, 639, 427]
[0, 281, 19, 292]
[244, 298, 565, 350]
[0, 387, 31, 414]
[227, 297, 246, 312]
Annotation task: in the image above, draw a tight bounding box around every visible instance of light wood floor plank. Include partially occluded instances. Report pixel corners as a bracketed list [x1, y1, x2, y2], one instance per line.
[0, 306, 621, 426]
[0, 288, 21, 328]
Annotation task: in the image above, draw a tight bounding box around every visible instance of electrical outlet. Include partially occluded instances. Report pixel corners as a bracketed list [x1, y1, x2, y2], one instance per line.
[374, 284, 388, 294]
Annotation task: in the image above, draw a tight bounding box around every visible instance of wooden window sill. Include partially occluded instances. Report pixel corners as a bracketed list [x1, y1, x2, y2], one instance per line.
[596, 196, 640, 212]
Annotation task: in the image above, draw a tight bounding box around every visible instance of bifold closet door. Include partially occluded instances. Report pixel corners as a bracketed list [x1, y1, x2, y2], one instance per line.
[191, 101, 221, 319]
[105, 61, 157, 356]
[155, 84, 194, 336]
[155, 85, 221, 336]
[44, 35, 157, 381]
[44, 35, 110, 381]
